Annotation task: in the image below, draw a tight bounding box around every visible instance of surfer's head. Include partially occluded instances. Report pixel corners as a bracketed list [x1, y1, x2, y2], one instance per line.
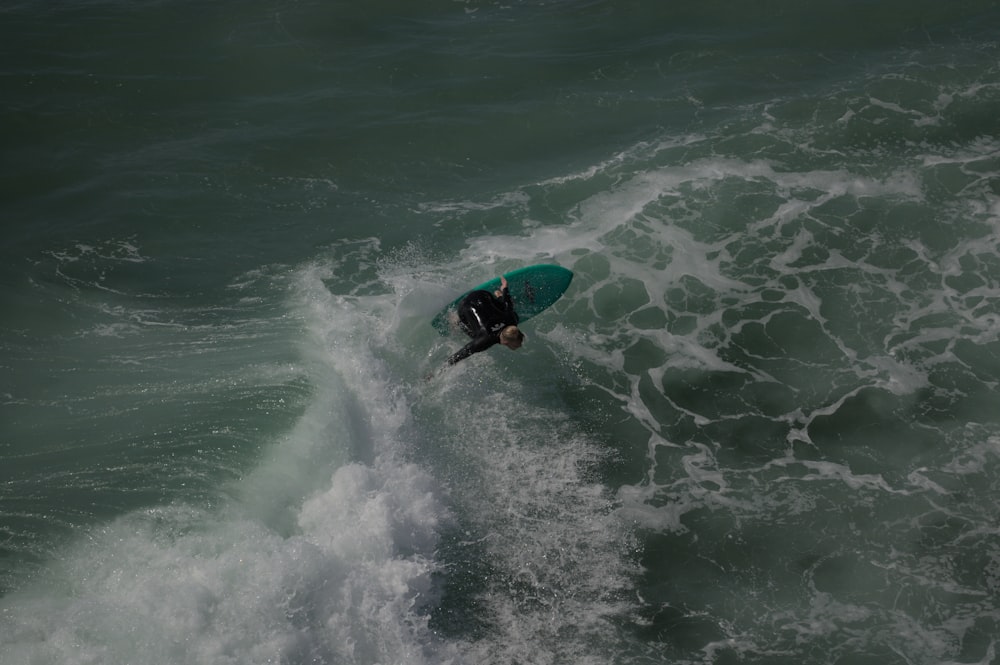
[499, 325, 524, 350]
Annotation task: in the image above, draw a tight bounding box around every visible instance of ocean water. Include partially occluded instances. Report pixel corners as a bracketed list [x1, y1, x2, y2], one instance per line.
[3, 1, 1000, 663]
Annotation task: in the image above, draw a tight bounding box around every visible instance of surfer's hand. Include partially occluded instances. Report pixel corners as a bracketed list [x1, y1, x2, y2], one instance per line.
[500, 275, 508, 291]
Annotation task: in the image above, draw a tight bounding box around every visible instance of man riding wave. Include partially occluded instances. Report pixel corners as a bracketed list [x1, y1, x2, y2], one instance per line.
[447, 275, 524, 366]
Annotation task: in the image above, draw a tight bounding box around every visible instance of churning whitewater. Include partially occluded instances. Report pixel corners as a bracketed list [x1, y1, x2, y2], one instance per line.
[4, 1, 1000, 664]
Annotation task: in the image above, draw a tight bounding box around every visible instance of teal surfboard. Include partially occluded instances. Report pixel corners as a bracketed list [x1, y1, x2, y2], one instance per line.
[431, 264, 574, 335]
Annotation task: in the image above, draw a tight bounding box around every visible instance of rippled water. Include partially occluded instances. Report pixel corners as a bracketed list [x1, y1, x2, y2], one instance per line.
[3, 1, 1000, 663]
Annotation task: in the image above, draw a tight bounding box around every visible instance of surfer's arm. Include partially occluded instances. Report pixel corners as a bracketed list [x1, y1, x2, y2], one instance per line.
[447, 335, 497, 365]
[493, 276, 517, 316]
[493, 275, 509, 298]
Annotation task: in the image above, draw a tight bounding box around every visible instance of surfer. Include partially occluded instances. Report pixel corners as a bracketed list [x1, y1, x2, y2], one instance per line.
[446, 275, 524, 366]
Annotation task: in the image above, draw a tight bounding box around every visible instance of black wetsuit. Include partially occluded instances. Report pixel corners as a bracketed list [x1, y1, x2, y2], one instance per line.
[447, 287, 519, 365]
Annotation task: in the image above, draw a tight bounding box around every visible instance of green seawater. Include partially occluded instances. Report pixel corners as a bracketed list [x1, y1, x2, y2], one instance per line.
[3, 1, 1000, 663]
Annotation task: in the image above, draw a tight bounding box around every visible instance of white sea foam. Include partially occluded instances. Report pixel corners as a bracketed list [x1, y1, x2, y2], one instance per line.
[1, 239, 651, 664]
[419, 132, 1000, 662]
[0, 259, 461, 665]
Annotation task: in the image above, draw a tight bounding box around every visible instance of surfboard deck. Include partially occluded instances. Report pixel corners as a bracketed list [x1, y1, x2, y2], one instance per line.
[431, 264, 574, 335]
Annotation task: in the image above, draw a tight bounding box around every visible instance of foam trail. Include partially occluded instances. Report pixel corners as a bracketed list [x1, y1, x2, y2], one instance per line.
[423, 369, 638, 665]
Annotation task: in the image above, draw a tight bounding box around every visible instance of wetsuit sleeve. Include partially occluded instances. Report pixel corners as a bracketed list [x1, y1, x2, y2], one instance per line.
[498, 287, 519, 323]
[447, 334, 498, 365]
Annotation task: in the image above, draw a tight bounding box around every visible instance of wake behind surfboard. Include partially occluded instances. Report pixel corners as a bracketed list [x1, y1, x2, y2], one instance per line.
[431, 264, 573, 335]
